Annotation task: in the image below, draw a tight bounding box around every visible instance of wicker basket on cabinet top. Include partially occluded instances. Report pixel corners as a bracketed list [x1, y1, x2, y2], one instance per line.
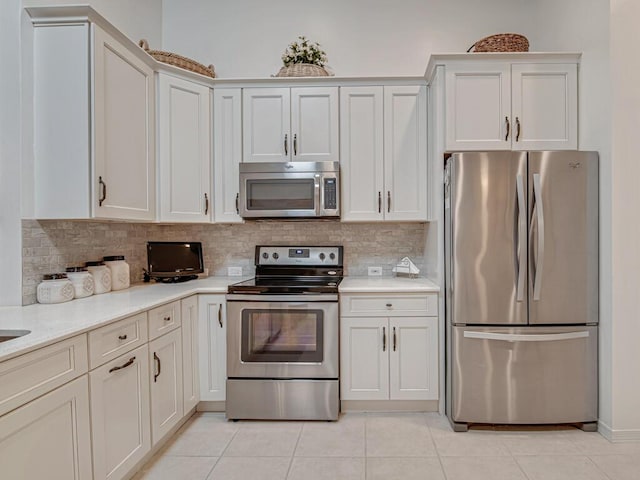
[138, 39, 216, 78]
[467, 33, 529, 53]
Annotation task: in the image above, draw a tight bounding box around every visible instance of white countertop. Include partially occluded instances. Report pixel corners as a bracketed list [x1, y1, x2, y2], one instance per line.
[0, 275, 440, 363]
[0, 276, 249, 363]
[339, 276, 440, 293]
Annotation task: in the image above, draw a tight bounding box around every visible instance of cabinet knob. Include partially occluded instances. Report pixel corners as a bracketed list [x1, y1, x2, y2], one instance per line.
[164, 316, 171, 322]
[386, 303, 392, 308]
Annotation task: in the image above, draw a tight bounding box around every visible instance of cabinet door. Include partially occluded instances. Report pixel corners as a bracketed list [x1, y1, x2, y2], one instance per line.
[213, 88, 243, 222]
[181, 295, 200, 412]
[90, 344, 151, 480]
[158, 73, 211, 222]
[149, 329, 183, 444]
[0, 376, 92, 480]
[291, 87, 339, 162]
[389, 317, 438, 401]
[198, 295, 226, 401]
[511, 63, 578, 151]
[384, 86, 428, 221]
[243, 88, 290, 162]
[445, 63, 511, 151]
[93, 26, 155, 220]
[340, 86, 384, 221]
[340, 317, 389, 400]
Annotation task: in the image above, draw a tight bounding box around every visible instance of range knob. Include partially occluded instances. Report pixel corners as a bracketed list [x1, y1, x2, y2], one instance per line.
[262, 252, 269, 259]
[319, 253, 326, 261]
[272, 252, 279, 259]
[329, 253, 336, 260]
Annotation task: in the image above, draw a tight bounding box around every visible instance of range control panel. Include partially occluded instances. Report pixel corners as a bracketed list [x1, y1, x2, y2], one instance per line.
[255, 246, 343, 266]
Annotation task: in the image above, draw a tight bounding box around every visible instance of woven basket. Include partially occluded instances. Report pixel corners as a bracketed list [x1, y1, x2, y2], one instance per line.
[139, 39, 215, 78]
[467, 34, 529, 53]
[276, 63, 330, 77]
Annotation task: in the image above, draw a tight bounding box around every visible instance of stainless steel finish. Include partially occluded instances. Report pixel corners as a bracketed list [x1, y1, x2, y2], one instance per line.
[108, 356, 136, 374]
[255, 246, 342, 267]
[515, 174, 526, 302]
[531, 173, 545, 301]
[227, 294, 338, 302]
[505, 116, 510, 141]
[451, 326, 598, 425]
[226, 379, 339, 420]
[463, 330, 590, 342]
[446, 151, 528, 326]
[0, 329, 30, 343]
[528, 151, 599, 325]
[516, 117, 521, 142]
[226, 299, 339, 378]
[238, 161, 340, 218]
[284, 133, 288, 155]
[294, 133, 298, 156]
[382, 326, 386, 352]
[204, 193, 209, 215]
[378, 191, 382, 213]
[387, 191, 391, 213]
[98, 176, 106, 206]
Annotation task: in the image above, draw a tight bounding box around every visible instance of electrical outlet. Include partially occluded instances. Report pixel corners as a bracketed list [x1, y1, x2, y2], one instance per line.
[227, 266, 243, 276]
[368, 266, 383, 276]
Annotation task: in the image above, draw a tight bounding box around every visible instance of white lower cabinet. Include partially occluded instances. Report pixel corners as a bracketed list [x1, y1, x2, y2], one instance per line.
[340, 294, 438, 402]
[181, 295, 200, 412]
[0, 375, 92, 480]
[198, 295, 226, 401]
[90, 344, 151, 480]
[149, 329, 183, 443]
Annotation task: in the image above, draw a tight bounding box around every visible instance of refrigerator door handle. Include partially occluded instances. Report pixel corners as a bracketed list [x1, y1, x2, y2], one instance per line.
[463, 330, 589, 342]
[532, 173, 545, 301]
[515, 174, 526, 302]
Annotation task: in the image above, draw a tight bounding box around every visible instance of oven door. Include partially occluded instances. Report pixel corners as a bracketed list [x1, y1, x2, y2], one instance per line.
[227, 296, 339, 379]
[239, 172, 319, 218]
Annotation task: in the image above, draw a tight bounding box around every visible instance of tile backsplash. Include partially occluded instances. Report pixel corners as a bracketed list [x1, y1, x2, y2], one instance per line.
[22, 220, 427, 305]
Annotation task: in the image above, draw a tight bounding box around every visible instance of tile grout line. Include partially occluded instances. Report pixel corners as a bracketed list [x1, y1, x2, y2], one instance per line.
[585, 455, 615, 480]
[512, 455, 534, 480]
[284, 422, 305, 480]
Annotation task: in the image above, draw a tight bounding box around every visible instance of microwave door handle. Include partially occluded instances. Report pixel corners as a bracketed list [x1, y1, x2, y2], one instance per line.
[315, 178, 321, 216]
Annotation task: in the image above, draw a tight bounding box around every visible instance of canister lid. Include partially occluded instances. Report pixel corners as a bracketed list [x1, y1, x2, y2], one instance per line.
[103, 255, 125, 261]
[43, 273, 68, 280]
[85, 261, 105, 267]
[66, 266, 87, 272]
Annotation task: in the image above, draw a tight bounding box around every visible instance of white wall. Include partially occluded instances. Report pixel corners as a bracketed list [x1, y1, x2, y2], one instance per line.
[162, 0, 531, 77]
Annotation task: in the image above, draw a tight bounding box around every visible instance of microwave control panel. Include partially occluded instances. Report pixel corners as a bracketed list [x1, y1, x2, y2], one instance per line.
[324, 178, 337, 210]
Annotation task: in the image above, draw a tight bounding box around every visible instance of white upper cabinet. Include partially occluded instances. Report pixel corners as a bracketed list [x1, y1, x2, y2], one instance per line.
[444, 60, 578, 151]
[243, 87, 339, 163]
[213, 88, 243, 223]
[340, 85, 427, 222]
[157, 73, 212, 222]
[32, 20, 156, 220]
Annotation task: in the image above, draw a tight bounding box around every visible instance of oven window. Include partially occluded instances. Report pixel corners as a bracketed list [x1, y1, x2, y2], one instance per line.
[241, 309, 323, 363]
[246, 179, 315, 210]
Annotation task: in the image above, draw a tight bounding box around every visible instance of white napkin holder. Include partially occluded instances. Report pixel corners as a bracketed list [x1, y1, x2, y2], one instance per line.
[392, 257, 420, 278]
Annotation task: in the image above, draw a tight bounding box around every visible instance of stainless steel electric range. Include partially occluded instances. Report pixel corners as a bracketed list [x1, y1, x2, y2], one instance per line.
[226, 245, 343, 421]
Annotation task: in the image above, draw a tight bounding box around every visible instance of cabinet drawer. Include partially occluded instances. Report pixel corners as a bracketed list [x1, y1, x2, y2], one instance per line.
[148, 301, 181, 340]
[0, 334, 88, 417]
[88, 312, 148, 369]
[340, 294, 437, 317]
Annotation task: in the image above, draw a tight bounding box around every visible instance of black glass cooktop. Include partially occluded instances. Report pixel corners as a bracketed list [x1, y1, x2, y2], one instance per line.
[228, 276, 342, 295]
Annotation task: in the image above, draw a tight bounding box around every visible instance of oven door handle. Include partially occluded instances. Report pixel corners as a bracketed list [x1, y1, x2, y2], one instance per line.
[226, 294, 339, 302]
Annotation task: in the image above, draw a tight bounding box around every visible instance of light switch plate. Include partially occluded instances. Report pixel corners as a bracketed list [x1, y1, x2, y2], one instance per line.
[228, 266, 243, 276]
[368, 266, 383, 276]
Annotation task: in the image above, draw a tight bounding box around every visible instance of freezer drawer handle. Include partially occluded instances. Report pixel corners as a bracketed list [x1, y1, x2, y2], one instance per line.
[463, 331, 589, 342]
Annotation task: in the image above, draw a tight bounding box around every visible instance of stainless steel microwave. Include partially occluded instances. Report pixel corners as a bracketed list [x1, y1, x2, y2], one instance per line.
[239, 161, 340, 218]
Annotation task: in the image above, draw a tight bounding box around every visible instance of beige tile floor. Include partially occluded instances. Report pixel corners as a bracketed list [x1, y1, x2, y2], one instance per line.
[133, 412, 640, 480]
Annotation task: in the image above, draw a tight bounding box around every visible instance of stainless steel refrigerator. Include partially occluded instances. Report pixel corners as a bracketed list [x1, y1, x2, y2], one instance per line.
[444, 151, 599, 432]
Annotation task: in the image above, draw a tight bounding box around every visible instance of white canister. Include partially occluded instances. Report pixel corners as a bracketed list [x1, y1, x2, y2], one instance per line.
[103, 255, 130, 290]
[65, 267, 95, 299]
[37, 274, 75, 304]
[85, 261, 112, 294]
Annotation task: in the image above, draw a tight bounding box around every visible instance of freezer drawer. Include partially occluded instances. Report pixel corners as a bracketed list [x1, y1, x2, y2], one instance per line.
[450, 326, 597, 425]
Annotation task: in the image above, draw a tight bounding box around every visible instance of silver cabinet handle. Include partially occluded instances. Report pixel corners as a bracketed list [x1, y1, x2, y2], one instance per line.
[515, 117, 521, 142]
[505, 116, 510, 141]
[393, 326, 397, 351]
[98, 176, 107, 206]
[109, 356, 135, 374]
[387, 191, 391, 213]
[382, 326, 387, 352]
[515, 174, 526, 302]
[235, 193, 239, 214]
[378, 192, 382, 213]
[284, 134, 288, 156]
[531, 173, 545, 301]
[293, 133, 297, 156]
[218, 305, 223, 328]
[204, 193, 209, 215]
[463, 331, 589, 342]
[153, 352, 161, 382]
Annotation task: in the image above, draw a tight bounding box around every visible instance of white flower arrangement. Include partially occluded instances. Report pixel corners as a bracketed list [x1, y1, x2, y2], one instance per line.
[281, 36, 328, 67]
